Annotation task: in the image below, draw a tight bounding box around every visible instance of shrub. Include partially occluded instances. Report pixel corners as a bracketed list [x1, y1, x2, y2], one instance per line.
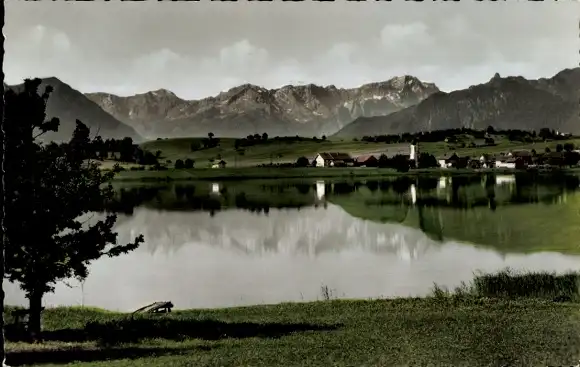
[184, 158, 194, 169]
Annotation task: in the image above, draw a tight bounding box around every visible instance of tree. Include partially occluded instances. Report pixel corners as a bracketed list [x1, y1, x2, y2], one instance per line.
[392, 154, 410, 172]
[484, 137, 495, 146]
[184, 158, 195, 169]
[486, 126, 495, 135]
[377, 154, 390, 168]
[564, 143, 575, 152]
[539, 128, 552, 140]
[119, 137, 134, 162]
[261, 133, 268, 141]
[321, 135, 327, 141]
[296, 156, 310, 167]
[564, 151, 580, 167]
[175, 159, 185, 169]
[556, 144, 564, 153]
[417, 152, 438, 169]
[0, 12, 5, 359]
[545, 147, 551, 153]
[4, 79, 144, 341]
[208, 132, 214, 140]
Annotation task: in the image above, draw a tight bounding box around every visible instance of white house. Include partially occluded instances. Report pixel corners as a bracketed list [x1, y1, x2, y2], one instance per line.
[313, 152, 354, 167]
[211, 160, 227, 169]
[314, 154, 326, 167]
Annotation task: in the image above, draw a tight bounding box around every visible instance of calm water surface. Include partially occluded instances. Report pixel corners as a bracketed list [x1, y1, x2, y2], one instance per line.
[6, 173, 580, 311]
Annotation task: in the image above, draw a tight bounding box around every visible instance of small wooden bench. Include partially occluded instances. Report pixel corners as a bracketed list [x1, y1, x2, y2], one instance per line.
[132, 301, 174, 315]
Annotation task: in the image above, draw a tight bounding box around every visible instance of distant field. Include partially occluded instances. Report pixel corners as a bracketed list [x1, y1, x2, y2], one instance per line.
[140, 138, 406, 168]
[140, 136, 580, 168]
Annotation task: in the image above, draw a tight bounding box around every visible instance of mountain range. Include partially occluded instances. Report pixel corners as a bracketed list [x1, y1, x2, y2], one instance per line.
[6, 67, 579, 141]
[335, 68, 580, 137]
[85, 76, 438, 139]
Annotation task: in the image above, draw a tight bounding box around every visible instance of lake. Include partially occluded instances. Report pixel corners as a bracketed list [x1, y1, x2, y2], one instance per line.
[6, 173, 580, 311]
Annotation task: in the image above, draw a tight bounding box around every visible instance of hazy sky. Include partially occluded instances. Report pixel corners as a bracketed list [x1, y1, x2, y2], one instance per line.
[5, 1, 579, 100]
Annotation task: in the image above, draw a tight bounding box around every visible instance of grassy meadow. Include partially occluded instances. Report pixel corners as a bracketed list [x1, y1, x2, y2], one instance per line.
[95, 136, 580, 181]
[139, 136, 580, 168]
[6, 270, 580, 366]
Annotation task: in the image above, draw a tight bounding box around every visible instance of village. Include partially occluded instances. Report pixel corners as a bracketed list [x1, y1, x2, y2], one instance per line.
[307, 142, 580, 170]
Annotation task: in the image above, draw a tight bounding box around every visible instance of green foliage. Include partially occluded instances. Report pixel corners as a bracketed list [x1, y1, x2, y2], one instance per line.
[174, 159, 185, 169]
[392, 155, 410, 172]
[184, 158, 195, 169]
[377, 154, 390, 168]
[417, 152, 438, 169]
[4, 78, 144, 338]
[295, 156, 310, 167]
[432, 269, 580, 302]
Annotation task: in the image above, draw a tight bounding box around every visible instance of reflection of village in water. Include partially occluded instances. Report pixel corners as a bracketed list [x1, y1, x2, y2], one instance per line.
[109, 173, 580, 263]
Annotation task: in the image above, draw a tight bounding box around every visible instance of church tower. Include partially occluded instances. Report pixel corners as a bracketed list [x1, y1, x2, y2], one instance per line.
[410, 139, 419, 162]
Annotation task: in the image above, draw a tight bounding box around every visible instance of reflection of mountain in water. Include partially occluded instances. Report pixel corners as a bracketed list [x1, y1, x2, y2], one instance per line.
[114, 203, 433, 262]
[110, 173, 580, 256]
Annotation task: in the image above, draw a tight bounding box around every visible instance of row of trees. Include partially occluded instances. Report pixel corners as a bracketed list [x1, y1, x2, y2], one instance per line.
[190, 132, 220, 151]
[63, 134, 162, 167]
[174, 158, 195, 169]
[359, 126, 573, 145]
[2, 79, 145, 345]
[234, 133, 327, 150]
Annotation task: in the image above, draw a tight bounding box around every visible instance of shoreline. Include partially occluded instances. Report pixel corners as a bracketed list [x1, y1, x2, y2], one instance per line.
[110, 166, 573, 182]
[6, 271, 580, 366]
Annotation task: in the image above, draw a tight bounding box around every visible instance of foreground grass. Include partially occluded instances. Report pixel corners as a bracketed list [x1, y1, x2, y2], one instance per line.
[7, 270, 580, 366]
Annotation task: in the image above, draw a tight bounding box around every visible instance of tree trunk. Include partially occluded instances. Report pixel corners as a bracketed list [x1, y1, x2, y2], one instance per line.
[1, 0, 7, 364]
[27, 291, 43, 342]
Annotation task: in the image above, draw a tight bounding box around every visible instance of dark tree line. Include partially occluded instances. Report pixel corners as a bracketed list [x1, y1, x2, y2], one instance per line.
[190, 132, 221, 151]
[232, 133, 327, 150]
[359, 126, 573, 145]
[174, 158, 195, 169]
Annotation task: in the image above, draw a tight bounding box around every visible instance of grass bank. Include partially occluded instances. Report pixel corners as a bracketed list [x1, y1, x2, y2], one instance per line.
[6, 270, 580, 366]
[112, 166, 529, 182]
[140, 136, 580, 168]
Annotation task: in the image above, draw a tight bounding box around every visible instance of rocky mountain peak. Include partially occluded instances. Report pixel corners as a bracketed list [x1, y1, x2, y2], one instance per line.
[149, 88, 177, 98]
[336, 67, 580, 137]
[86, 75, 440, 138]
